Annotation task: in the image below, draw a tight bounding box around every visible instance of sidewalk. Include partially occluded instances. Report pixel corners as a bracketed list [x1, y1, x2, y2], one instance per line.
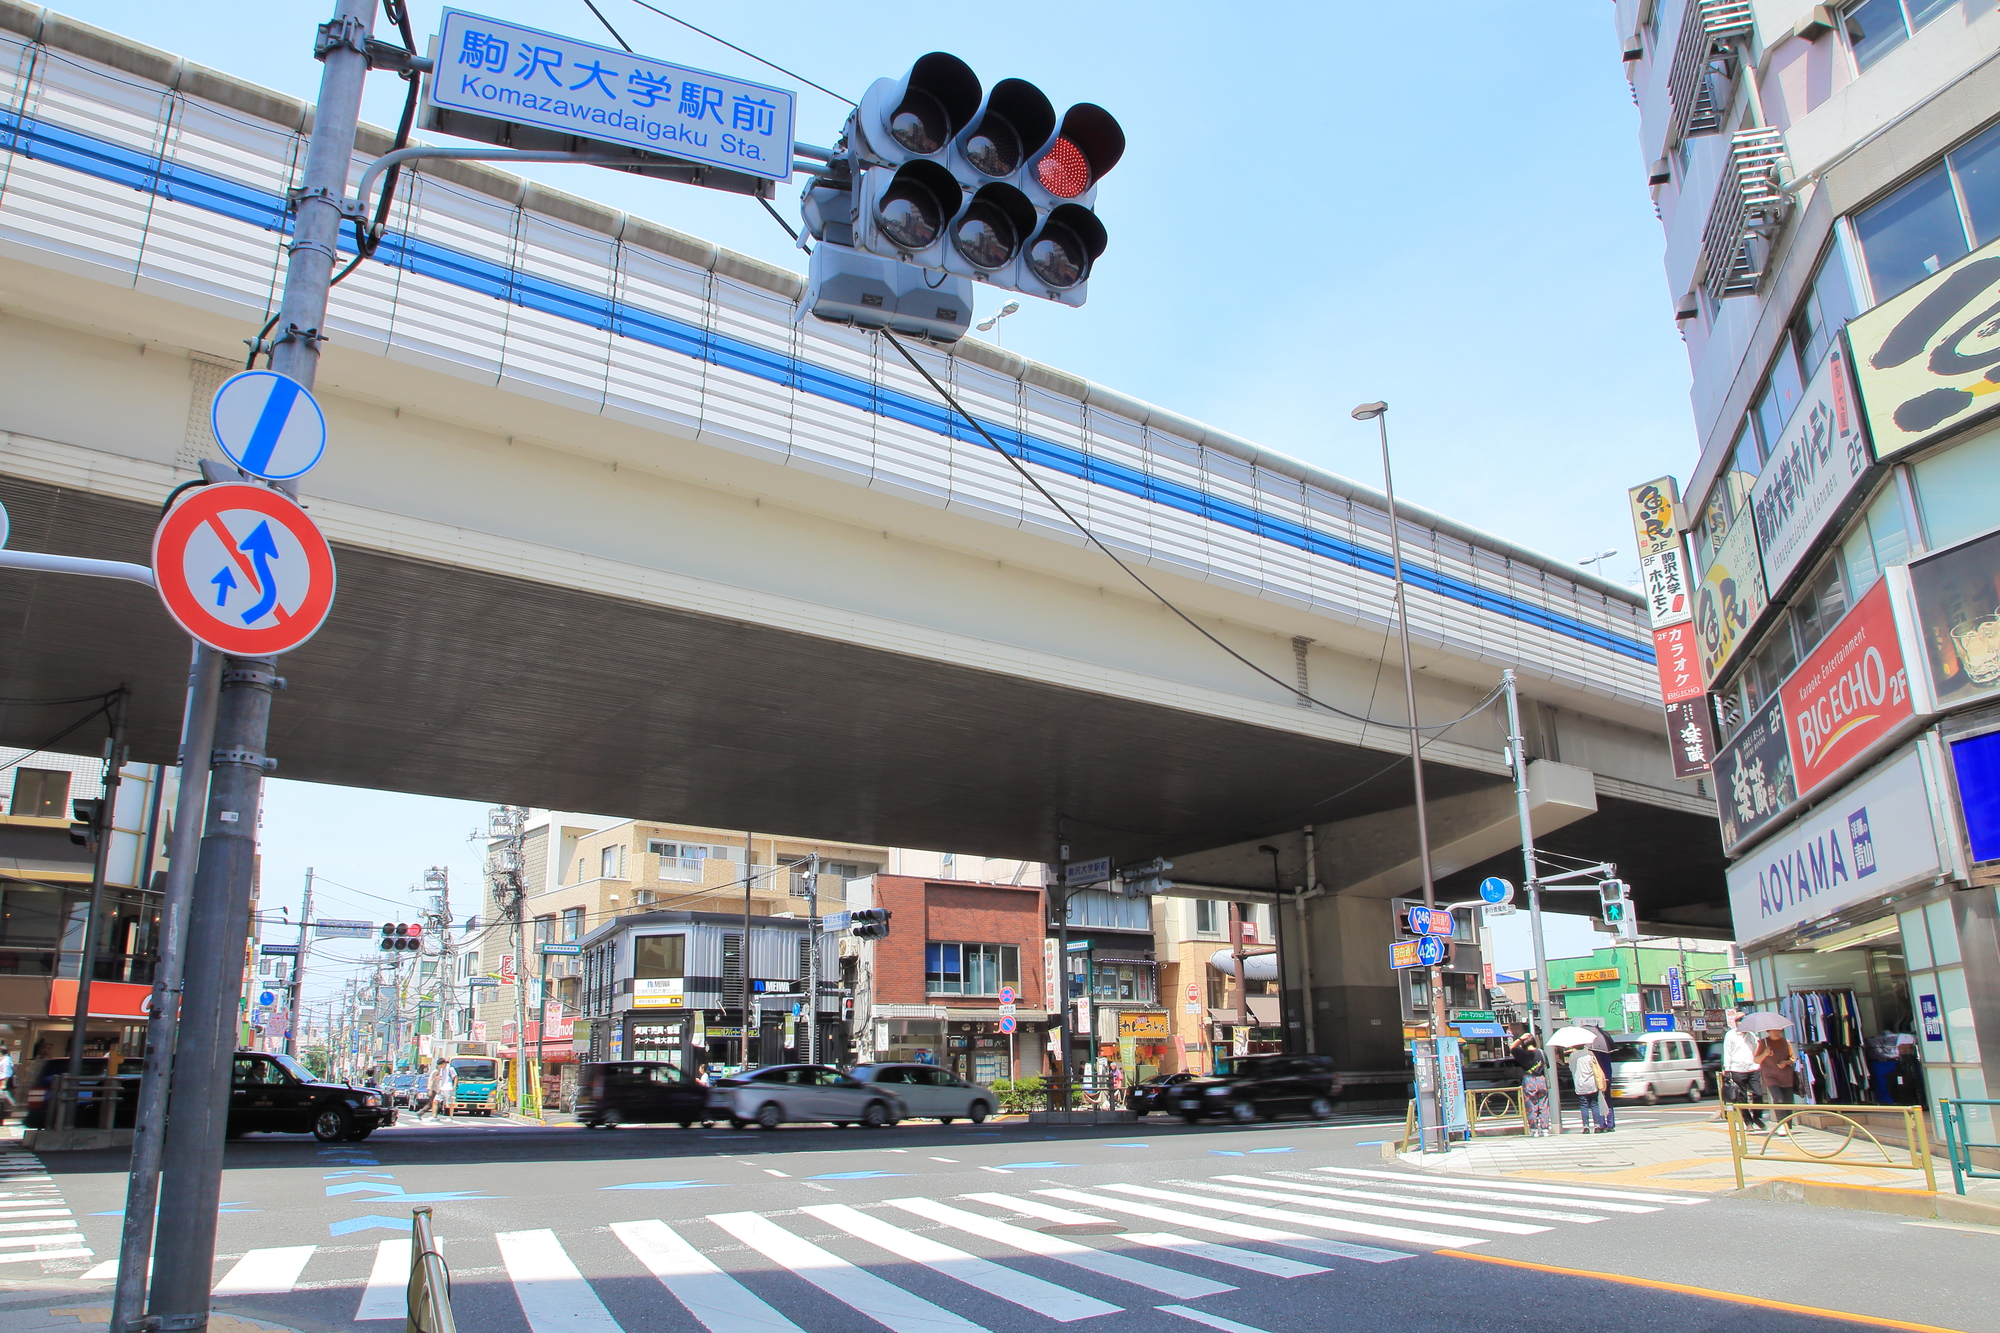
[0, 1306, 300, 1331]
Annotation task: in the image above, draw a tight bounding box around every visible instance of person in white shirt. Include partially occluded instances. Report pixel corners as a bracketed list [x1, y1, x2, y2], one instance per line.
[1567, 1044, 1609, 1133]
[1719, 1010, 1766, 1128]
[429, 1060, 457, 1119]
[0, 1047, 14, 1120]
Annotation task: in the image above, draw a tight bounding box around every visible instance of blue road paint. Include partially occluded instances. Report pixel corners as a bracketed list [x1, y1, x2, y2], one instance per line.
[1208, 1150, 1245, 1157]
[1249, 1147, 1295, 1154]
[1000, 1162, 1076, 1169]
[808, 1171, 908, 1180]
[329, 1215, 410, 1237]
[600, 1181, 718, 1190]
[1355, 1140, 1388, 1146]
[323, 1171, 396, 1180]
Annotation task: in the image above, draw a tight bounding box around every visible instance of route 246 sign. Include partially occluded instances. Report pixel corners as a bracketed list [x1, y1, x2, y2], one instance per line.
[152, 484, 335, 655]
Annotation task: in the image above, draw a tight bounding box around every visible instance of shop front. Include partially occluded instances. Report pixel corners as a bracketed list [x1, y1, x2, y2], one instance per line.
[872, 1011, 1044, 1083]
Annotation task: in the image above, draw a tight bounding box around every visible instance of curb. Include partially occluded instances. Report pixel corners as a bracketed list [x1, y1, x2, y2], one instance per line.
[1737, 1176, 2000, 1225]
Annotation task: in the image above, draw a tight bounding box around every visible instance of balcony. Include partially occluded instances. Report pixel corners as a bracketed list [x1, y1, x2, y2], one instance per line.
[1694, 128, 1792, 301]
[1666, 0, 1754, 144]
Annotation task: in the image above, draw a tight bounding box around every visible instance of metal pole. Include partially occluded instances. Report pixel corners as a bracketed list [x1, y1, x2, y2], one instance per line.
[534, 948, 548, 1119]
[63, 690, 128, 1128]
[805, 852, 819, 1065]
[1299, 824, 1320, 1054]
[151, 0, 371, 1321]
[1229, 902, 1247, 1060]
[110, 646, 220, 1333]
[742, 832, 755, 1065]
[1504, 670, 1561, 1135]
[1369, 407, 1445, 1153]
[285, 870, 312, 1057]
[1260, 848, 1292, 1054]
[1054, 841, 1070, 1106]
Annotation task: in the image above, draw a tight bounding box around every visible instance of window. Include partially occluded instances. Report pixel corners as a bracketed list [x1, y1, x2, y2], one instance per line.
[1791, 558, 1848, 655]
[1089, 960, 1157, 1004]
[635, 934, 684, 979]
[1746, 623, 1798, 715]
[561, 907, 585, 940]
[925, 943, 1019, 995]
[8, 768, 69, 819]
[940, 853, 957, 877]
[1854, 122, 2000, 303]
[646, 840, 678, 858]
[1914, 426, 2000, 550]
[1841, 483, 1913, 595]
[1750, 338, 1806, 453]
[1788, 245, 1860, 377]
[533, 915, 555, 948]
[1842, 0, 1955, 72]
[599, 845, 624, 879]
[1642, 986, 1668, 1011]
[1064, 889, 1149, 930]
[1194, 899, 1220, 935]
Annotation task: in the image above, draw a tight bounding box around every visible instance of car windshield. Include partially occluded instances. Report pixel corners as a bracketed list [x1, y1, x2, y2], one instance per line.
[451, 1060, 497, 1081]
[271, 1053, 314, 1083]
[1606, 1042, 1647, 1063]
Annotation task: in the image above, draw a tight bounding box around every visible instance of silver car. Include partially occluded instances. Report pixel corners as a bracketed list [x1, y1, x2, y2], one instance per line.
[848, 1063, 997, 1123]
[706, 1064, 906, 1130]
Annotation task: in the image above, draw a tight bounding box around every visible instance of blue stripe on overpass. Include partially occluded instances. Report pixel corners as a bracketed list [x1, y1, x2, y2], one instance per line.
[0, 104, 1652, 664]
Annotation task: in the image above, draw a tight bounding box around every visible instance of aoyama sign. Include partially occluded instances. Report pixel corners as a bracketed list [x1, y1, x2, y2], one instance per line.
[1725, 748, 1943, 947]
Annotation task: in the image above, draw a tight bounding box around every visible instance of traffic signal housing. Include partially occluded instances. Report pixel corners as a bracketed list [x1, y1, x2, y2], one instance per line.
[802, 54, 1124, 341]
[68, 798, 104, 848]
[849, 908, 892, 940]
[1115, 858, 1174, 898]
[1598, 879, 1638, 941]
[379, 923, 423, 953]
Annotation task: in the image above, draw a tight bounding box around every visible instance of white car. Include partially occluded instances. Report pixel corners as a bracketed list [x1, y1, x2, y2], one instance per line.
[848, 1063, 997, 1123]
[706, 1064, 906, 1130]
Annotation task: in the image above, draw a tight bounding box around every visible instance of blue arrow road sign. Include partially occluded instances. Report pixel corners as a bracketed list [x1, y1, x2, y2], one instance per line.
[210, 370, 327, 480]
[1416, 936, 1446, 967]
[1479, 876, 1513, 904]
[1407, 907, 1453, 937]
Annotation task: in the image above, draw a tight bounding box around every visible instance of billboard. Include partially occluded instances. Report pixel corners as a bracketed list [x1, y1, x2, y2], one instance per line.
[1909, 525, 2000, 711]
[1780, 581, 1914, 795]
[1628, 477, 1682, 559]
[1747, 344, 1872, 591]
[1716, 695, 1797, 854]
[1664, 696, 1719, 780]
[1653, 621, 1704, 703]
[1695, 513, 1768, 684]
[1641, 547, 1694, 630]
[1847, 235, 2000, 462]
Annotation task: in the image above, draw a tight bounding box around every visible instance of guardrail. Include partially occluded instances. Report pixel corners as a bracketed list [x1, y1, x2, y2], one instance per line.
[1725, 1103, 1936, 1192]
[1467, 1085, 1526, 1135]
[1940, 1099, 2000, 1196]
[50, 1074, 128, 1131]
[407, 1206, 456, 1332]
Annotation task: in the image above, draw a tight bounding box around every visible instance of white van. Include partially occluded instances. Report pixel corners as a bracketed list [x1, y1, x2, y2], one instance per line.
[1606, 1033, 1704, 1104]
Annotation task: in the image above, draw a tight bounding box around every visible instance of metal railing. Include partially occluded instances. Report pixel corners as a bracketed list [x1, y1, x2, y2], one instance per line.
[1940, 1099, 2000, 1196]
[406, 1206, 456, 1332]
[1467, 1085, 1527, 1135]
[1725, 1103, 1936, 1192]
[49, 1074, 129, 1132]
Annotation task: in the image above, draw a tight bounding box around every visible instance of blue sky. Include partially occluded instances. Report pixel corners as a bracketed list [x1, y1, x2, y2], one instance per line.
[45, 1, 1689, 982]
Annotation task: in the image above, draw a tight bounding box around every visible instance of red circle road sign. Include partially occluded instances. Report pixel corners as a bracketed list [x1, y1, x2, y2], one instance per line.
[152, 483, 335, 655]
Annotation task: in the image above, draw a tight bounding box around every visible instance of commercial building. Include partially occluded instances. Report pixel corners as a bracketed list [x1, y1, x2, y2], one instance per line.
[1617, 0, 2000, 1119]
[1529, 942, 1739, 1034]
[1153, 896, 1281, 1077]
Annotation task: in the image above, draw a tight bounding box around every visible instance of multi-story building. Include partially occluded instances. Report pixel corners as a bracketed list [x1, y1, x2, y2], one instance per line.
[1618, 1, 2000, 1119]
[1532, 942, 1739, 1035]
[1153, 896, 1281, 1077]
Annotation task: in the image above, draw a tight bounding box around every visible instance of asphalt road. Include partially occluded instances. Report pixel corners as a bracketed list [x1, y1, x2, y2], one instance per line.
[14, 1107, 1994, 1333]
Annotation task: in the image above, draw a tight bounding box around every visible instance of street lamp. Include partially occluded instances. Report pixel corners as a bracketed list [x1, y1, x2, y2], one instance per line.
[975, 300, 1022, 346]
[1351, 399, 1447, 1153]
[1577, 548, 1617, 571]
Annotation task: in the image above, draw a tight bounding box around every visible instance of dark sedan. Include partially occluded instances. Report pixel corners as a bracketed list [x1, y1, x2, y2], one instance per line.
[577, 1061, 712, 1129]
[1126, 1072, 1196, 1115]
[229, 1051, 396, 1142]
[1170, 1053, 1341, 1124]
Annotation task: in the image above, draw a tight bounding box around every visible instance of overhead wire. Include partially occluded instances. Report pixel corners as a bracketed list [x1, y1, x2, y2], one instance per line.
[622, 0, 855, 105]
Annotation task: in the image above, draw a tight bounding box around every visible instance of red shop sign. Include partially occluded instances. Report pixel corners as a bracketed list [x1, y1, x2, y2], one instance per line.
[1653, 621, 1704, 703]
[1781, 580, 1913, 795]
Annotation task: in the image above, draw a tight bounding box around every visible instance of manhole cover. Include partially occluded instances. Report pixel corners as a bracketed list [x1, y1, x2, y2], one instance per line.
[1038, 1223, 1125, 1236]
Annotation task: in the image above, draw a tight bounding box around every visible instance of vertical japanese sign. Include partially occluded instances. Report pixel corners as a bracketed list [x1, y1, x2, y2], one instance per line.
[1747, 345, 1872, 590]
[1695, 512, 1769, 683]
[1780, 580, 1913, 795]
[429, 10, 795, 182]
[1663, 696, 1719, 778]
[1627, 475, 1713, 776]
[1715, 694, 1797, 853]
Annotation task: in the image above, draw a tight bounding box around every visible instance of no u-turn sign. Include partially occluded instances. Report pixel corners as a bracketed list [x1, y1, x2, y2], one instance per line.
[153, 483, 335, 655]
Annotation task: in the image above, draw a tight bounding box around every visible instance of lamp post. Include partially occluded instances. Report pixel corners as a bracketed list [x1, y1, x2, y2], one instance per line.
[1351, 400, 1446, 1153]
[1577, 548, 1617, 572]
[975, 300, 1022, 347]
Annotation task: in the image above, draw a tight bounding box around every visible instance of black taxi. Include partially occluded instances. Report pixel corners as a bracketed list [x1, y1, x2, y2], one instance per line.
[230, 1051, 396, 1142]
[577, 1061, 712, 1129]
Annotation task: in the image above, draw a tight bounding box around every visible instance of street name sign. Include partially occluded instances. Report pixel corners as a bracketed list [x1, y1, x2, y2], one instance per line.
[822, 911, 852, 931]
[260, 943, 300, 956]
[540, 942, 582, 956]
[153, 484, 335, 655]
[1406, 907, 1453, 937]
[1390, 940, 1422, 970]
[431, 10, 795, 182]
[1482, 902, 1517, 919]
[210, 370, 326, 481]
[315, 918, 372, 939]
[1065, 857, 1111, 886]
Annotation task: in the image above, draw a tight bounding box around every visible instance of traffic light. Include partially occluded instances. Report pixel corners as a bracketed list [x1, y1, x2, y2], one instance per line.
[1115, 858, 1174, 897]
[379, 923, 423, 953]
[1598, 879, 1637, 941]
[848, 908, 892, 940]
[801, 53, 1124, 341]
[68, 798, 104, 848]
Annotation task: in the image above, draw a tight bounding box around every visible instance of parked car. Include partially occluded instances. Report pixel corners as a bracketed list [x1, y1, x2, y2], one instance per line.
[1605, 1033, 1704, 1104]
[1169, 1053, 1341, 1124]
[848, 1063, 995, 1122]
[707, 1064, 906, 1130]
[23, 1058, 142, 1129]
[229, 1051, 396, 1142]
[1126, 1071, 1197, 1115]
[577, 1062, 712, 1129]
[382, 1072, 422, 1108]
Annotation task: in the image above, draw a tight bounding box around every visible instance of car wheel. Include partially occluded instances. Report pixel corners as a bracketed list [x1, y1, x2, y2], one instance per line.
[756, 1102, 783, 1131]
[678, 1121, 695, 1129]
[938, 1117, 953, 1125]
[969, 1101, 991, 1125]
[861, 1100, 891, 1129]
[1641, 1087, 1658, 1106]
[833, 1121, 852, 1128]
[312, 1104, 354, 1143]
[344, 1127, 373, 1142]
[601, 1110, 623, 1129]
[1181, 1113, 1202, 1125]
[1230, 1100, 1259, 1125]
[730, 1117, 748, 1130]
[583, 1116, 602, 1129]
[1685, 1081, 1703, 1103]
[1308, 1096, 1334, 1120]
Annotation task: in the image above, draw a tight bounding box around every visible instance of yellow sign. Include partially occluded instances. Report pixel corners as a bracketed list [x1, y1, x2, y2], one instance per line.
[1573, 967, 1621, 983]
[1627, 477, 1681, 559]
[1117, 1011, 1169, 1039]
[634, 993, 685, 1008]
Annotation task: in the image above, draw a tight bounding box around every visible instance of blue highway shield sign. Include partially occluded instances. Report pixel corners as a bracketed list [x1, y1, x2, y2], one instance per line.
[1416, 936, 1447, 967]
[210, 371, 326, 481]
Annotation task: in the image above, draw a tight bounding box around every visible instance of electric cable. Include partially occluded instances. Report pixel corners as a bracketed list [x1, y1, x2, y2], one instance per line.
[759, 196, 800, 242]
[580, 0, 635, 51]
[623, 0, 855, 105]
[0, 698, 117, 784]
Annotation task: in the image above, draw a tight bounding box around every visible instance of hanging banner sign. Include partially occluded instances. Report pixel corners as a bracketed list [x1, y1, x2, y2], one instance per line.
[1747, 345, 1872, 593]
[1627, 477, 1682, 559]
[1664, 695, 1718, 779]
[1780, 580, 1914, 796]
[1695, 513, 1769, 685]
[1846, 235, 2000, 461]
[1716, 694, 1798, 854]
[1653, 621, 1705, 703]
[1640, 547, 1694, 629]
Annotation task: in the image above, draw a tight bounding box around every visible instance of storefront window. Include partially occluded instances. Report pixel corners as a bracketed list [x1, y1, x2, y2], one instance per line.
[1090, 960, 1156, 1003]
[1840, 483, 1913, 596]
[1899, 896, 1987, 1139]
[634, 934, 684, 979]
[926, 943, 1019, 996]
[1913, 426, 2000, 552]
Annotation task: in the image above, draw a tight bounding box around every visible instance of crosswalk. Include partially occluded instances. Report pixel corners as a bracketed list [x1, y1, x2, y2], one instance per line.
[129, 1168, 1703, 1331]
[0, 1149, 91, 1268]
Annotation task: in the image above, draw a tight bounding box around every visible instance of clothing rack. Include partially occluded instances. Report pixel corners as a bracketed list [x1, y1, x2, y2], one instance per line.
[1780, 989, 1869, 1104]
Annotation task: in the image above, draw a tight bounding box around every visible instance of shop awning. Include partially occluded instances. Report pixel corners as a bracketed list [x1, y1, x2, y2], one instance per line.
[1206, 996, 1280, 1026]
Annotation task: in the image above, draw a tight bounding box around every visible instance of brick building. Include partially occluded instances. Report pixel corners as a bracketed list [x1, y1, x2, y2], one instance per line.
[852, 875, 1048, 1084]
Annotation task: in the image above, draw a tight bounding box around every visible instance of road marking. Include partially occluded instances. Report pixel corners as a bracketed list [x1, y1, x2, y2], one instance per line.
[1260, 1173, 1607, 1223]
[356, 1239, 410, 1321]
[1435, 1250, 1966, 1332]
[764, 1169, 790, 1177]
[1030, 1189, 1410, 1264]
[980, 1167, 1013, 1174]
[1098, 1184, 1479, 1249]
[611, 1219, 806, 1333]
[930, 1157, 959, 1162]
[1303, 1170, 1664, 1214]
[212, 1245, 315, 1294]
[886, 1196, 1233, 1301]
[1314, 1168, 1701, 1206]
[0, 1210, 73, 1220]
[959, 1187, 1330, 1275]
[709, 1211, 986, 1333]
[0, 1248, 90, 1263]
[0, 1233, 84, 1249]
[803, 1203, 1120, 1322]
[494, 1229, 622, 1333]
[1158, 1303, 1276, 1333]
[1184, 1179, 1550, 1235]
[0, 1221, 80, 1233]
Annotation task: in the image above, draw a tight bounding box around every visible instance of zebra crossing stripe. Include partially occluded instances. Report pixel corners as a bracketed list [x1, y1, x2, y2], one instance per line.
[1098, 1184, 1480, 1249]
[1180, 1180, 1550, 1236]
[1312, 1168, 1701, 1206]
[1257, 1174, 1610, 1223]
[356, 1239, 410, 1322]
[954, 1194, 1327, 1281]
[1303, 1170, 1665, 1215]
[886, 1196, 1233, 1302]
[802, 1204, 1121, 1323]
[213, 1245, 315, 1294]
[0, 1248, 91, 1263]
[1032, 1189, 1412, 1264]
[611, 1219, 807, 1333]
[0, 1220, 80, 1234]
[1160, 1303, 1280, 1333]
[0, 1210, 73, 1221]
[710, 1211, 987, 1333]
[495, 1230, 623, 1333]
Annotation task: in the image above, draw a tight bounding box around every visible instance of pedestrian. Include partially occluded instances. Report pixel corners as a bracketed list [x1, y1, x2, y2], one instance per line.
[1510, 1030, 1551, 1136]
[1593, 1043, 1617, 1133]
[1567, 1042, 1608, 1132]
[431, 1059, 457, 1119]
[0, 1045, 15, 1121]
[1755, 1031, 1796, 1136]
[1720, 1011, 1765, 1128]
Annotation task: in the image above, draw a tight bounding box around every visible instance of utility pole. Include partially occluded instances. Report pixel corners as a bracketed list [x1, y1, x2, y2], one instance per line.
[1229, 902, 1248, 1060]
[1504, 669, 1563, 1135]
[742, 831, 755, 1067]
[149, 2, 373, 1324]
[1053, 838, 1070, 1106]
[805, 852, 819, 1065]
[62, 688, 128, 1126]
[285, 868, 313, 1057]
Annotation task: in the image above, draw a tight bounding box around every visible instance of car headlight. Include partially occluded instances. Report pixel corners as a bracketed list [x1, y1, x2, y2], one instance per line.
[1204, 1086, 1230, 1097]
[361, 1094, 380, 1107]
